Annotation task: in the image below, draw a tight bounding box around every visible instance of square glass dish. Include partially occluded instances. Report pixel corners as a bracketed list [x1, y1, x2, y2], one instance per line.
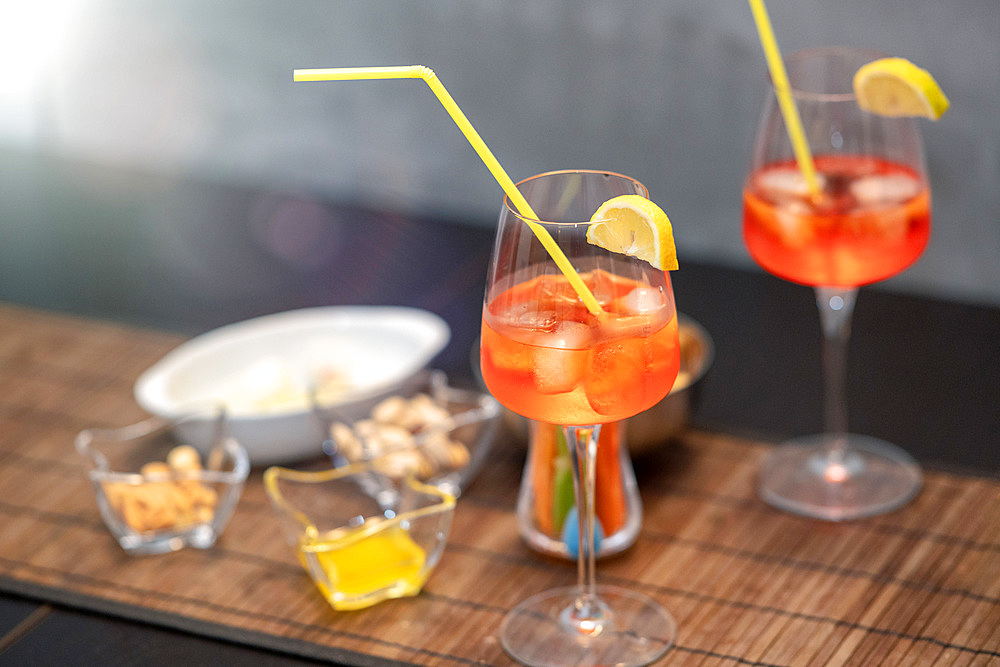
[316, 369, 501, 497]
[75, 412, 249, 555]
[264, 463, 455, 611]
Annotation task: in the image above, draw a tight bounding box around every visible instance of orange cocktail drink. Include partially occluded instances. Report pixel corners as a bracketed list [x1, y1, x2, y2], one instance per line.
[481, 270, 679, 426]
[743, 154, 930, 287]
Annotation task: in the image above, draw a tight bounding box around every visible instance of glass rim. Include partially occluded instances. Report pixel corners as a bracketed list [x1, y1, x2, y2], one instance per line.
[76, 414, 250, 484]
[502, 169, 649, 225]
[263, 464, 456, 540]
[772, 46, 890, 103]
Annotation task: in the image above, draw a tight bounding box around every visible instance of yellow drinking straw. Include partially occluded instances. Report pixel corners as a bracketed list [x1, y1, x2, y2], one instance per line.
[746, 0, 820, 196]
[294, 65, 604, 316]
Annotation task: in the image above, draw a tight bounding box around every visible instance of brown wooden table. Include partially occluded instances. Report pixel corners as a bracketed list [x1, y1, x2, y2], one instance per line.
[2, 154, 999, 664]
[1, 300, 998, 666]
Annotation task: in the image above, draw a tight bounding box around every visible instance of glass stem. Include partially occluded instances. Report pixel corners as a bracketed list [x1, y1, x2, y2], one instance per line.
[564, 424, 605, 631]
[815, 287, 857, 465]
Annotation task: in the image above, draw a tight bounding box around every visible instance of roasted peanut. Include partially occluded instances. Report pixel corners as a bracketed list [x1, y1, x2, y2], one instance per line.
[103, 445, 219, 533]
[140, 461, 171, 478]
[328, 391, 470, 480]
[166, 444, 202, 472]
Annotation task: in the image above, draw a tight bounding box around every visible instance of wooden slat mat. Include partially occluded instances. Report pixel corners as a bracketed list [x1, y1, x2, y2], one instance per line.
[1, 303, 998, 666]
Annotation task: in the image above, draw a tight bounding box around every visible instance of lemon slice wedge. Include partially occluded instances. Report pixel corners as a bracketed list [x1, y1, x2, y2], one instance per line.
[853, 57, 950, 120]
[586, 195, 678, 271]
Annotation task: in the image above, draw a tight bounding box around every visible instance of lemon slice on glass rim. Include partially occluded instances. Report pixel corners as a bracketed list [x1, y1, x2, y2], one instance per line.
[586, 195, 678, 271]
[853, 57, 950, 120]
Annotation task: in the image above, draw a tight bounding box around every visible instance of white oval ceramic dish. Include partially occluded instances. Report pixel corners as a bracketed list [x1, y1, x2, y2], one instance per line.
[134, 306, 450, 465]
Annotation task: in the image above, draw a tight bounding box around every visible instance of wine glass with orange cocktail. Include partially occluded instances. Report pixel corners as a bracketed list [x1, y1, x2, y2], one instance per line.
[481, 169, 680, 666]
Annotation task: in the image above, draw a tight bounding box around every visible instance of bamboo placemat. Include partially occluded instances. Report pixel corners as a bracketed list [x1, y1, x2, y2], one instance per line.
[1, 303, 998, 666]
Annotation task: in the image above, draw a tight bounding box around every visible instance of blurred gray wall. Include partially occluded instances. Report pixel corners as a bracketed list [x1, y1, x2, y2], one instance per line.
[4, 0, 999, 306]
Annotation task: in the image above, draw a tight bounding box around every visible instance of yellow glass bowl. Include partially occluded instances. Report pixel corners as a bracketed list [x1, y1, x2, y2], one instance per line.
[264, 463, 456, 611]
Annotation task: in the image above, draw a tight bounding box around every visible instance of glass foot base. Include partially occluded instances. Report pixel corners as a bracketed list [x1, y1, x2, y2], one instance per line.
[499, 585, 675, 667]
[758, 434, 922, 521]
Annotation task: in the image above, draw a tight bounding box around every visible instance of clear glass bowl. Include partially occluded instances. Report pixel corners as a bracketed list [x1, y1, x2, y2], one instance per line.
[75, 412, 249, 555]
[263, 463, 456, 611]
[316, 369, 501, 497]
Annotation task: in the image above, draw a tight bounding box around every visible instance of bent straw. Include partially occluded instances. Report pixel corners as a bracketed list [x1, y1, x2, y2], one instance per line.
[747, 0, 820, 195]
[294, 65, 604, 316]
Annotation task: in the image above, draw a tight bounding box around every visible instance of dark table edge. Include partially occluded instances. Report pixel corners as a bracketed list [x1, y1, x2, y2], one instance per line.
[0, 577, 400, 667]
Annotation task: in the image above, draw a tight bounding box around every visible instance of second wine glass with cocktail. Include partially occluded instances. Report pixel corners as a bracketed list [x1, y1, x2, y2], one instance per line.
[743, 47, 948, 520]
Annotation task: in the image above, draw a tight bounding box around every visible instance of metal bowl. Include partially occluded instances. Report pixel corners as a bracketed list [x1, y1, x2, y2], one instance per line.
[625, 315, 714, 455]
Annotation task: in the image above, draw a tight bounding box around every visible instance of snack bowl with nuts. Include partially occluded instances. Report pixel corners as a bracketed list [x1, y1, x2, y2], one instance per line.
[75, 411, 249, 555]
[318, 370, 502, 498]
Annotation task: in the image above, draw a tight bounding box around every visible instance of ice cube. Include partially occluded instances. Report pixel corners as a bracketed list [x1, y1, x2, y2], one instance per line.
[482, 325, 534, 378]
[537, 275, 579, 309]
[516, 309, 558, 332]
[533, 349, 587, 395]
[548, 321, 592, 349]
[757, 167, 825, 202]
[850, 173, 920, 208]
[616, 287, 666, 314]
[532, 322, 591, 395]
[846, 206, 908, 240]
[585, 339, 646, 416]
[770, 200, 816, 248]
[586, 269, 619, 306]
[871, 209, 909, 240]
[604, 289, 668, 339]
